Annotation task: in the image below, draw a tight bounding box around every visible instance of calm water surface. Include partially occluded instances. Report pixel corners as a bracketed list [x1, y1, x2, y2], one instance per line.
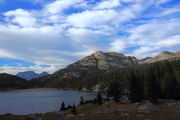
[0, 90, 97, 115]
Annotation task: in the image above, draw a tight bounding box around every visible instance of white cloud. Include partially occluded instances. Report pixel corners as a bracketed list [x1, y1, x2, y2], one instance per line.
[109, 39, 127, 52]
[0, 0, 179, 74]
[95, 0, 121, 9]
[126, 19, 180, 58]
[160, 7, 180, 16]
[0, 64, 58, 74]
[44, 0, 83, 14]
[67, 9, 119, 28]
[4, 9, 37, 27]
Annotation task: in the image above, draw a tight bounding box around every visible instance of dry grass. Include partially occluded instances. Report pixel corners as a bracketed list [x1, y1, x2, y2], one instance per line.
[0, 101, 180, 120]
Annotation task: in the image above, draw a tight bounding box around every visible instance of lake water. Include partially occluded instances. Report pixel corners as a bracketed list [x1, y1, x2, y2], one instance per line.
[0, 90, 98, 115]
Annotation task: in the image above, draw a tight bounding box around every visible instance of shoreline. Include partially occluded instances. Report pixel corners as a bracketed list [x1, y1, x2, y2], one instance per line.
[0, 88, 59, 92]
[0, 88, 97, 93]
[0, 100, 179, 120]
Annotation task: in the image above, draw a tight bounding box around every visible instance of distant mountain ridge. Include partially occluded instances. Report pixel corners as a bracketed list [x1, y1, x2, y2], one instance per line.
[16, 71, 49, 80]
[143, 51, 180, 63]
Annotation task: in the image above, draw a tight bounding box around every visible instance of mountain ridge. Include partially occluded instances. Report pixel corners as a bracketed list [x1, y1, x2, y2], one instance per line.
[143, 51, 180, 63]
[16, 71, 49, 80]
[0, 73, 30, 89]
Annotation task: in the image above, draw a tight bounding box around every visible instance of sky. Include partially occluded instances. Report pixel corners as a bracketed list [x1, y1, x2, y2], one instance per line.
[0, 0, 180, 74]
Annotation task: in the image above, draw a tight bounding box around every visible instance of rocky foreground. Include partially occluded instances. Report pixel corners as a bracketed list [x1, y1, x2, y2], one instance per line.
[1, 100, 180, 120]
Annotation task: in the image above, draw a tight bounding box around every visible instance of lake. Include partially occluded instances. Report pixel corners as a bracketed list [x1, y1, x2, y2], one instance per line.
[0, 90, 98, 115]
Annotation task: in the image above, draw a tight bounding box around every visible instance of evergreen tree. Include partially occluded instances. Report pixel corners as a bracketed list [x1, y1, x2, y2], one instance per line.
[97, 93, 103, 105]
[80, 96, 85, 105]
[107, 80, 122, 102]
[60, 102, 66, 111]
[162, 72, 178, 99]
[129, 70, 144, 103]
[145, 66, 160, 104]
[71, 104, 77, 115]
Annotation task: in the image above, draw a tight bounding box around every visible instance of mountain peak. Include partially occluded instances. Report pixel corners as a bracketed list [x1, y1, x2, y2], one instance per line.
[16, 71, 49, 80]
[158, 51, 175, 56]
[176, 50, 180, 54]
[94, 51, 103, 54]
[143, 50, 180, 63]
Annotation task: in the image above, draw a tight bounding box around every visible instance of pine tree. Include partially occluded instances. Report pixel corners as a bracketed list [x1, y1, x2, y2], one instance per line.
[129, 70, 144, 103]
[80, 96, 85, 105]
[107, 80, 122, 102]
[162, 72, 178, 99]
[97, 93, 103, 105]
[71, 104, 77, 115]
[144, 65, 161, 104]
[60, 102, 66, 111]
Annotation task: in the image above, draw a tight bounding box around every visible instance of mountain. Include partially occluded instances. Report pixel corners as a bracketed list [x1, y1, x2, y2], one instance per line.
[140, 57, 153, 62]
[16, 71, 49, 80]
[65, 51, 138, 70]
[143, 51, 180, 63]
[0, 73, 30, 90]
[31, 51, 139, 89]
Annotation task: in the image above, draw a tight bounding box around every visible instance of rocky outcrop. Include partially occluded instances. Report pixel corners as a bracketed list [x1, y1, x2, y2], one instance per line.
[54, 51, 139, 78]
[66, 51, 138, 70]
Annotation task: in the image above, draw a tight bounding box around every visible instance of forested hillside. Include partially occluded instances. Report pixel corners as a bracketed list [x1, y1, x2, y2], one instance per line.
[31, 58, 180, 101]
[0, 73, 30, 90]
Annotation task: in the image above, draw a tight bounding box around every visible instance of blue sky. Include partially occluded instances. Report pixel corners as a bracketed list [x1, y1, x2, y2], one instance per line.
[0, 0, 180, 74]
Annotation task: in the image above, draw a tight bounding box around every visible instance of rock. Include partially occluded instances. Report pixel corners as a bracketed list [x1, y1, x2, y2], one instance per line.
[96, 107, 118, 114]
[144, 119, 150, 120]
[138, 103, 155, 113]
[103, 108, 118, 114]
[65, 114, 74, 117]
[121, 113, 130, 117]
[78, 113, 85, 116]
[26, 116, 41, 120]
[136, 114, 145, 117]
[56, 111, 66, 116]
[143, 51, 180, 63]
[133, 102, 140, 105]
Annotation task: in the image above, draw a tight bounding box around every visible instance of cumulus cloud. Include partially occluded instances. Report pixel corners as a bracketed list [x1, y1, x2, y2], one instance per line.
[44, 0, 83, 15]
[4, 9, 37, 27]
[126, 19, 180, 58]
[109, 39, 127, 52]
[0, 0, 179, 74]
[95, 0, 121, 9]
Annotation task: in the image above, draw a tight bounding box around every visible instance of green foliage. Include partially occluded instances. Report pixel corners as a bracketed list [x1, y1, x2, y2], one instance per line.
[128, 70, 144, 103]
[144, 65, 160, 103]
[107, 80, 122, 102]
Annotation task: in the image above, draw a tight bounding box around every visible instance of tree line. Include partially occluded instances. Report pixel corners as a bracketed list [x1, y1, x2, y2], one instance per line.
[31, 59, 180, 103]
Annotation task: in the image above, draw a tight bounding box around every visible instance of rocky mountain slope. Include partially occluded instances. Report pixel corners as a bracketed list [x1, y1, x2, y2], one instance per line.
[16, 71, 49, 80]
[143, 51, 180, 63]
[0, 73, 30, 89]
[66, 51, 138, 70]
[31, 51, 139, 88]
